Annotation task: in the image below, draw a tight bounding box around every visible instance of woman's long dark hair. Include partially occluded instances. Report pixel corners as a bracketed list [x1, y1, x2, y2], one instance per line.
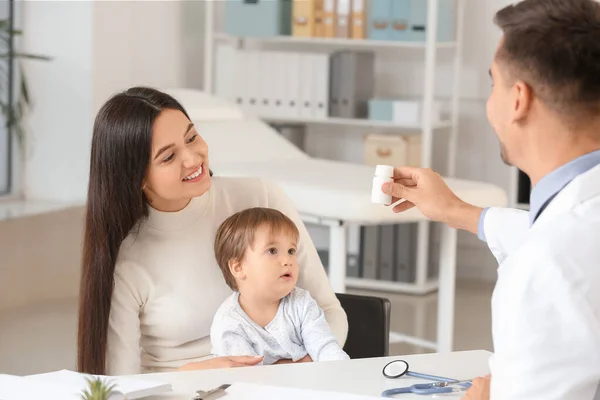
[77, 87, 193, 374]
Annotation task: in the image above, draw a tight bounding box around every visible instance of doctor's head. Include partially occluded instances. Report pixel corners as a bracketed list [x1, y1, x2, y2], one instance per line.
[486, 0, 600, 184]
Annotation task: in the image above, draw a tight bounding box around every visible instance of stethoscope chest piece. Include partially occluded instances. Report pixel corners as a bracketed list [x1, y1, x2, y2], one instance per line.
[382, 360, 410, 379]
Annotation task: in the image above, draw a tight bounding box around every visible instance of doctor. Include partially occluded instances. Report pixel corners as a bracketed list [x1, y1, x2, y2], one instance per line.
[382, 0, 600, 399]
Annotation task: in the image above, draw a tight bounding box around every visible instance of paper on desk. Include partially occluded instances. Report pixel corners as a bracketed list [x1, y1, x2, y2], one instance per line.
[223, 382, 382, 400]
[0, 369, 171, 400]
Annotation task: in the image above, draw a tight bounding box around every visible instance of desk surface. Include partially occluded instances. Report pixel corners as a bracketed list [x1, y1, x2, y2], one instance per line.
[129, 350, 492, 400]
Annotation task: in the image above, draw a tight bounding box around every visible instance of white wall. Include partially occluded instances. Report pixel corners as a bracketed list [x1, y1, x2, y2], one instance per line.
[21, 0, 196, 203]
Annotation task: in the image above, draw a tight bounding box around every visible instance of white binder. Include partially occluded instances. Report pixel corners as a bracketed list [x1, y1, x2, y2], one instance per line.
[246, 50, 261, 116]
[214, 43, 236, 104]
[298, 53, 313, 119]
[311, 53, 330, 119]
[283, 52, 301, 118]
[271, 51, 286, 118]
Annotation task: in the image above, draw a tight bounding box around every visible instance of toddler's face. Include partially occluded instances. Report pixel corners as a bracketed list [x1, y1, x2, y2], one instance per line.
[239, 224, 299, 301]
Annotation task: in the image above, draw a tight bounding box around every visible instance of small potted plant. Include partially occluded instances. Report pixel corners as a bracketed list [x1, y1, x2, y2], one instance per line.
[80, 376, 117, 400]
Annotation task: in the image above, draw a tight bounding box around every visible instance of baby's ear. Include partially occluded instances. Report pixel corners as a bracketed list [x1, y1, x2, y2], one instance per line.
[228, 258, 245, 280]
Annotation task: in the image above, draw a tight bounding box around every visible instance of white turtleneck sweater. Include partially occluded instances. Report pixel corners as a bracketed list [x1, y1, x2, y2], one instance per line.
[106, 176, 348, 375]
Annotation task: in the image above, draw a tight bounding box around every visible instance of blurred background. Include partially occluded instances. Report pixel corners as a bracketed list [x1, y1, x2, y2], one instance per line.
[0, 0, 528, 376]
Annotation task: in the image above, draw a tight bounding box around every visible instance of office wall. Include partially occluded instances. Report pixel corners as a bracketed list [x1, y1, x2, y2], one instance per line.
[20, 0, 199, 203]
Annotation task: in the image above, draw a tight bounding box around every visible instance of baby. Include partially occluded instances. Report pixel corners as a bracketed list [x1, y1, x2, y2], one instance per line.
[210, 207, 349, 365]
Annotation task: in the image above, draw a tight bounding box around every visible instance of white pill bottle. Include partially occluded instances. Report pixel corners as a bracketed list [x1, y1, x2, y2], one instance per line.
[371, 165, 394, 206]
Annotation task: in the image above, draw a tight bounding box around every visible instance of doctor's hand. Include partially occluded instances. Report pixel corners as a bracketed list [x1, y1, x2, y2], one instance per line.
[462, 374, 491, 400]
[381, 167, 483, 235]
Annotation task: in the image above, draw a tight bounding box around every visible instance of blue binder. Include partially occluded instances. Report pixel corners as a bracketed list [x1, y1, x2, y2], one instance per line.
[225, 0, 292, 37]
[369, 0, 456, 42]
[408, 0, 455, 42]
[367, 0, 392, 41]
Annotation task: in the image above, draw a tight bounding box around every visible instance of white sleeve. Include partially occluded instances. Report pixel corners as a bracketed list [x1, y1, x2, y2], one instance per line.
[106, 261, 149, 375]
[483, 207, 530, 264]
[210, 313, 259, 359]
[489, 251, 600, 400]
[262, 179, 348, 346]
[297, 290, 350, 362]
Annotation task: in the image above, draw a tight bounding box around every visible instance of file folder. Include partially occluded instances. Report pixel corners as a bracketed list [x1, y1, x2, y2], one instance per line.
[323, 0, 337, 38]
[329, 52, 342, 117]
[367, 0, 391, 41]
[225, 0, 293, 37]
[337, 51, 375, 118]
[298, 53, 313, 118]
[359, 226, 379, 280]
[390, 0, 412, 41]
[293, 0, 316, 37]
[311, 53, 330, 119]
[314, 0, 326, 37]
[409, 0, 456, 42]
[335, 0, 351, 38]
[395, 223, 417, 283]
[351, 0, 367, 39]
[378, 225, 395, 281]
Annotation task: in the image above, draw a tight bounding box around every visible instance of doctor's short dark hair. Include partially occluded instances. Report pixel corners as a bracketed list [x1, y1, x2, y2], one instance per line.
[214, 207, 300, 291]
[494, 0, 600, 124]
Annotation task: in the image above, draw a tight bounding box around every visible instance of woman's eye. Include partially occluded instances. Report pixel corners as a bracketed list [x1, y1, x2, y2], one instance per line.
[162, 153, 175, 163]
[288, 248, 296, 256]
[186, 133, 198, 144]
[267, 248, 277, 255]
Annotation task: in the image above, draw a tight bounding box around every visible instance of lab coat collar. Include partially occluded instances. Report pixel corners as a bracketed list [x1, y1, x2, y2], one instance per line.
[533, 163, 600, 228]
[530, 149, 600, 226]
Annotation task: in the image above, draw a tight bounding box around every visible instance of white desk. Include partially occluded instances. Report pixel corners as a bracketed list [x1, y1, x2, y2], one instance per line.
[129, 350, 492, 400]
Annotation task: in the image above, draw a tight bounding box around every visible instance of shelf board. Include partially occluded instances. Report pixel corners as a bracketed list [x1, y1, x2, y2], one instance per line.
[261, 115, 452, 132]
[215, 32, 457, 50]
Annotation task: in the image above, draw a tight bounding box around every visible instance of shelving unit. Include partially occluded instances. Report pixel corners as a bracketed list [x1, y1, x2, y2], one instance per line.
[202, 0, 467, 296]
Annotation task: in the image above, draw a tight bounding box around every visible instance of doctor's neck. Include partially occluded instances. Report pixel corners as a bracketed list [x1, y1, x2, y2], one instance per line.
[521, 114, 600, 187]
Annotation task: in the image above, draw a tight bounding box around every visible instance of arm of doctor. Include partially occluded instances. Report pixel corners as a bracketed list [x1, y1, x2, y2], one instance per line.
[478, 207, 529, 264]
[298, 290, 350, 362]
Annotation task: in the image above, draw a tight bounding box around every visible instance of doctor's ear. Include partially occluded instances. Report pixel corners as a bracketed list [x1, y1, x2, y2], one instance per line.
[511, 80, 533, 122]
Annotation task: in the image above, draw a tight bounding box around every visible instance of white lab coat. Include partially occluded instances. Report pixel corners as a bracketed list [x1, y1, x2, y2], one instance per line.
[484, 164, 600, 400]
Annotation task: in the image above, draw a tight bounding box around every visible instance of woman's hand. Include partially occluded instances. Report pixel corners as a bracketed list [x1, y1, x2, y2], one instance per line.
[178, 356, 263, 371]
[274, 355, 313, 364]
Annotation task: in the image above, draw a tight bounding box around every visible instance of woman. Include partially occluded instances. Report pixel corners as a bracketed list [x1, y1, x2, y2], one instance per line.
[77, 87, 348, 375]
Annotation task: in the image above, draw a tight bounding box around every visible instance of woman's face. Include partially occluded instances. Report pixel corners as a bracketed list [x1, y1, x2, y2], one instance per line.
[143, 109, 211, 212]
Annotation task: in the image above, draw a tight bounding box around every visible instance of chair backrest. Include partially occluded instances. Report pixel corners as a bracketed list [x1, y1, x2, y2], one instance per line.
[336, 293, 391, 359]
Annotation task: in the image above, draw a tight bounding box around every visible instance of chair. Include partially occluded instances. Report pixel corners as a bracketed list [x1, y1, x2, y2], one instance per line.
[336, 293, 391, 359]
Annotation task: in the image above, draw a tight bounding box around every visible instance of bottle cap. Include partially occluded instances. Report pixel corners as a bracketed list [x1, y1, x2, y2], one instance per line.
[374, 165, 394, 178]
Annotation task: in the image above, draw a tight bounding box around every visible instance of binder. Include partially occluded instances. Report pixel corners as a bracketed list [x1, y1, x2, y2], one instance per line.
[233, 50, 249, 112]
[328, 52, 342, 117]
[395, 223, 417, 283]
[351, 0, 367, 39]
[367, 0, 391, 41]
[298, 53, 313, 118]
[311, 53, 330, 119]
[314, 0, 326, 37]
[246, 50, 261, 115]
[214, 43, 236, 104]
[225, 0, 292, 37]
[378, 225, 395, 281]
[271, 52, 287, 117]
[338, 51, 375, 118]
[359, 226, 379, 280]
[335, 0, 351, 38]
[258, 51, 274, 117]
[283, 52, 301, 118]
[293, 0, 316, 37]
[390, 0, 412, 41]
[323, 0, 337, 38]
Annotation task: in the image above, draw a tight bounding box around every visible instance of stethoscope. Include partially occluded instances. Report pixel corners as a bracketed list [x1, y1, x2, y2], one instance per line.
[381, 360, 473, 397]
